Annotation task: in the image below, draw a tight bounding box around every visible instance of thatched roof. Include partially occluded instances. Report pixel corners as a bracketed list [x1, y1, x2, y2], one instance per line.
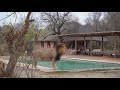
[63, 37, 108, 41]
[56, 31, 120, 37]
[37, 35, 59, 41]
[31, 35, 59, 42]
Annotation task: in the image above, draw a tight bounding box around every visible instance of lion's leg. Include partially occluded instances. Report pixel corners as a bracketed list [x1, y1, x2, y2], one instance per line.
[33, 60, 38, 69]
[33, 61, 37, 68]
[32, 57, 38, 70]
[54, 61, 57, 70]
[51, 59, 57, 70]
[30, 55, 34, 69]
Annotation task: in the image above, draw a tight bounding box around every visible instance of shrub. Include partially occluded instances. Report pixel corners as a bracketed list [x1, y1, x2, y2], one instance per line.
[0, 44, 9, 56]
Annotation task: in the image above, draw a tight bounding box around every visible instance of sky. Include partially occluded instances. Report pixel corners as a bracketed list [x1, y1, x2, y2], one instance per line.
[0, 12, 90, 26]
[72, 12, 90, 24]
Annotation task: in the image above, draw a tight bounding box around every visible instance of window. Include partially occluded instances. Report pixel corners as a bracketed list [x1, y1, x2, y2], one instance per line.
[41, 41, 44, 47]
[53, 42, 56, 47]
[47, 41, 50, 47]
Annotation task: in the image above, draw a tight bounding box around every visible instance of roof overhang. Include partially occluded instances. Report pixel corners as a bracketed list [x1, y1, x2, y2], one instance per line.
[54, 31, 120, 37]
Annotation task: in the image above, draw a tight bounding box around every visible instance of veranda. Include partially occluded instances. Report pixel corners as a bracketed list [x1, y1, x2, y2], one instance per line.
[55, 31, 120, 58]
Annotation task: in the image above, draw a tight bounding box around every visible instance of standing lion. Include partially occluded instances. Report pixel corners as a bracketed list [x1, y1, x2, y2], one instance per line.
[31, 43, 67, 70]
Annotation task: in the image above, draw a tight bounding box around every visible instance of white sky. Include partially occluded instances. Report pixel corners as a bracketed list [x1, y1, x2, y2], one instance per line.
[0, 12, 90, 26]
[72, 12, 90, 24]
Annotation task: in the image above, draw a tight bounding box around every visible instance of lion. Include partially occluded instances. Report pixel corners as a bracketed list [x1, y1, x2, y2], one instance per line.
[31, 43, 67, 70]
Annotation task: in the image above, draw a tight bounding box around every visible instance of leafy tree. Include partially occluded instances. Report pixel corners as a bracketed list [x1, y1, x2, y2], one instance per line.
[1, 12, 33, 77]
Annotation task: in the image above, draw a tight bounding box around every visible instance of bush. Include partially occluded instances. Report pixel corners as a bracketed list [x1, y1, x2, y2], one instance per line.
[0, 44, 9, 56]
[0, 48, 4, 56]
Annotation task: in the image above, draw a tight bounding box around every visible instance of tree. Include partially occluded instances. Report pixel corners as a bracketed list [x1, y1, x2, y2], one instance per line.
[38, 28, 50, 40]
[84, 16, 92, 26]
[41, 12, 74, 42]
[1, 12, 34, 77]
[24, 25, 38, 55]
[104, 12, 120, 31]
[85, 12, 102, 32]
[101, 12, 120, 51]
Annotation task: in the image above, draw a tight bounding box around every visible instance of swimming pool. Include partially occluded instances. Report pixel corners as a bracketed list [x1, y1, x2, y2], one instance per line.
[36, 59, 120, 70]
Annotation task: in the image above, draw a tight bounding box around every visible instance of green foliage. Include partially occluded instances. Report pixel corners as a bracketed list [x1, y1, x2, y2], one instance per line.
[104, 42, 113, 50]
[39, 28, 50, 39]
[24, 25, 36, 42]
[104, 37, 120, 52]
[117, 41, 120, 51]
[0, 34, 4, 44]
[0, 47, 3, 56]
[92, 41, 99, 49]
[0, 44, 9, 56]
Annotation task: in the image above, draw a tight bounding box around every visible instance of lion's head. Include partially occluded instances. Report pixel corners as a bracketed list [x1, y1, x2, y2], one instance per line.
[56, 43, 67, 55]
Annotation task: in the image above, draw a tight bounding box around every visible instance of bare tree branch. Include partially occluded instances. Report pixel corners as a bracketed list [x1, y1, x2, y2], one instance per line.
[14, 12, 18, 24]
[41, 12, 73, 42]
[0, 12, 16, 22]
[43, 33, 55, 39]
[61, 28, 67, 33]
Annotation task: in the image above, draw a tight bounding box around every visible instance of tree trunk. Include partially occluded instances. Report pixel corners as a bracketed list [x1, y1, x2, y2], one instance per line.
[2, 12, 32, 78]
[3, 53, 20, 77]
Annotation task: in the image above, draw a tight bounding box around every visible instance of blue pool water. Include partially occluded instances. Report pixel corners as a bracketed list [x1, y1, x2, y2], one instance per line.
[36, 59, 120, 70]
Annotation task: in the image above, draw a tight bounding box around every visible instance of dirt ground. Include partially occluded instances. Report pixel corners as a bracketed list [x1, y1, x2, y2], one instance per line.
[1, 55, 120, 78]
[40, 70, 120, 78]
[14, 67, 120, 78]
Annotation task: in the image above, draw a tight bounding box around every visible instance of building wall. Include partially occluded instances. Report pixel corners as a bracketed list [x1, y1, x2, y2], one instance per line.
[33, 41, 55, 51]
[34, 41, 41, 51]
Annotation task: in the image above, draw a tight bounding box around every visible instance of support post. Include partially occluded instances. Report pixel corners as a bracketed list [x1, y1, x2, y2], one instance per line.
[90, 36, 92, 55]
[101, 36, 104, 52]
[75, 37, 77, 55]
[84, 37, 87, 50]
[114, 36, 117, 58]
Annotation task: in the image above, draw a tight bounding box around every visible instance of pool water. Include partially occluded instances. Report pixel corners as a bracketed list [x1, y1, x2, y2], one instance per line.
[37, 59, 120, 70]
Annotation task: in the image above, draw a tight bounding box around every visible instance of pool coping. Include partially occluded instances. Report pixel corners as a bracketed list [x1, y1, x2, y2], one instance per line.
[62, 57, 120, 64]
[44, 67, 120, 73]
